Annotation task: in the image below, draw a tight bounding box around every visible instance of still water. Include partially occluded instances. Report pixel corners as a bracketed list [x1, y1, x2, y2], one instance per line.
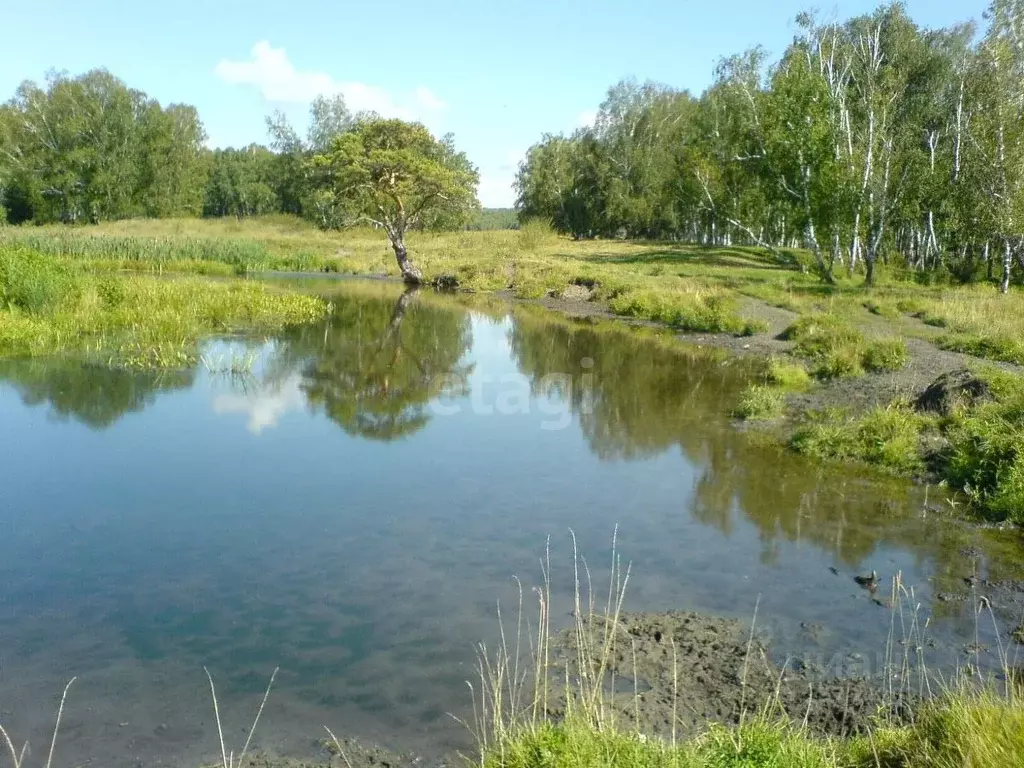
[0, 281, 1021, 767]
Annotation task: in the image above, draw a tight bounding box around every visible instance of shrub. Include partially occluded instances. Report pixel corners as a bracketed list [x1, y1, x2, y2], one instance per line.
[734, 384, 786, 420]
[517, 218, 556, 251]
[863, 339, 909, 372]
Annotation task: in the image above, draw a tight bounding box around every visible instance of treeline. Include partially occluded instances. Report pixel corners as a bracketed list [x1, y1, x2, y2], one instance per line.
[0, 70, 207, 224]
[0, 71, 491, 229]
[516, 1, 1024, 288]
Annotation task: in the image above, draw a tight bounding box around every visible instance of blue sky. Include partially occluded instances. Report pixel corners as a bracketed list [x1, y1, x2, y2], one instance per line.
[0, 0, 990, 207]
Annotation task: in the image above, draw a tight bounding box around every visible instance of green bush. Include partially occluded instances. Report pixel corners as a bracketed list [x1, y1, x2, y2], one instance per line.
[0, 245, 72, 313]
[518, 218, 556, 251]
[863, 339, 910, 372]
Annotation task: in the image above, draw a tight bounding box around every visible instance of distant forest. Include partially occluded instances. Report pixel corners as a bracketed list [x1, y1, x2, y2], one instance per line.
[517, 1, 1024, 288]
[3, 1, 1023, 288]
[0, 76, 517, 230]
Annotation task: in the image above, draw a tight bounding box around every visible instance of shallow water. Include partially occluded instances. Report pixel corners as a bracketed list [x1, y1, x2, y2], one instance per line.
[0, 281, 1021, 767]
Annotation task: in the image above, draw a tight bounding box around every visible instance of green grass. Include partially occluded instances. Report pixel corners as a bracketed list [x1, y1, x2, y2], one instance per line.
[862, 339, 910, 373]
[779, 365, 1024, 523]
[734, 385, 787, 421]
[608, 288, 757, 335]
[8, 217, 1024, 365]
[485, 716, 846, 768]
[0, 245, 327, 368]
[781, 315, 908, 378]
[765, 358, 812, 390]
[943, 371, 1024, 523]
[475, 538, 1024, 768]
[790, 405, 927, 476]
[483, 689, 1024, 768]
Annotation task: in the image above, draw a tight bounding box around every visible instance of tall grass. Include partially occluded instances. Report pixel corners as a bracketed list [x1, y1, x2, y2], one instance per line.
[203, 667, 278, 768]
[0, 246, 328, 368]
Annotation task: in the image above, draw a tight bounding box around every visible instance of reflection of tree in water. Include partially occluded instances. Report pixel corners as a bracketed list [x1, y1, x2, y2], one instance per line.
[509, 308, 745, 461]
[274, 286, 473, 441]
[507, 309, 1017, 586]
[0, 359, 194, 430]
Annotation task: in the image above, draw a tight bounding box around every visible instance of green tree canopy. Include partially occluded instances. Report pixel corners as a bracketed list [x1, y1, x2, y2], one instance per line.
[308, 118, 479, 283]
[0, 69, 207, 223]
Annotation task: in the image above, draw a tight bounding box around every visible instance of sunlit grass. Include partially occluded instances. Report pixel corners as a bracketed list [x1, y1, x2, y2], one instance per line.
[790, 404, 928, 476]
[0, 245, 327, 368]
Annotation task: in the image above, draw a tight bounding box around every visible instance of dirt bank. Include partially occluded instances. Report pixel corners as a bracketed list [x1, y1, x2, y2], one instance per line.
[536, 291, 1023, 417]
[550, 610, 914, 740]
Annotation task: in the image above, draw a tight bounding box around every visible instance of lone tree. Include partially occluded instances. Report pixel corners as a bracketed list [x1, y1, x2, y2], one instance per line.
[310, 118, 479, 284]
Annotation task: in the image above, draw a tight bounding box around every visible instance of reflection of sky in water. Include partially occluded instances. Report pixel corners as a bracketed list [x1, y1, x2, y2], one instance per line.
[212, 373, 306, 434]
[0, 285, 1021, 768]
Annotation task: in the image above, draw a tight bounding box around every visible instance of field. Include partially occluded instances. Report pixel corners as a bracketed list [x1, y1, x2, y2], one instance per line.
[3, 216, 1024, 521]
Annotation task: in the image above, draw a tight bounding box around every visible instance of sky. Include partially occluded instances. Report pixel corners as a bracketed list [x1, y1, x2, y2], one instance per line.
[0, 0, 991, 207]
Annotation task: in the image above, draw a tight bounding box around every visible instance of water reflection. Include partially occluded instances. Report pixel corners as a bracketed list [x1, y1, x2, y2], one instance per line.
[273, 286, 474, 441]
[0, 358, 193, 429]
[0, 280, 1021, 768]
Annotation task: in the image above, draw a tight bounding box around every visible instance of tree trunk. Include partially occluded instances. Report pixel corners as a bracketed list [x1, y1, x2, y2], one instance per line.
[391, 234, 424, 285]
[864, 253, 876, 287]
[1002, 238, 1012, 295]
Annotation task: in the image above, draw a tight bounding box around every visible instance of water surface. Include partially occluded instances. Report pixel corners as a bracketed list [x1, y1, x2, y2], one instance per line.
[0, 281, 1021, 767]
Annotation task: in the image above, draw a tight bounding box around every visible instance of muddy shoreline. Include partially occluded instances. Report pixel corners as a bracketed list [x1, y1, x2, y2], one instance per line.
[230, 607, 926, 768]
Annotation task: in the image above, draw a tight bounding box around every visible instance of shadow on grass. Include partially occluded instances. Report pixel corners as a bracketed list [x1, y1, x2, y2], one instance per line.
[570, 244, 806, 272]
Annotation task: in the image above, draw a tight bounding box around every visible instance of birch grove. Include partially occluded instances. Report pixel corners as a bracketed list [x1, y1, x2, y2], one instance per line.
[516, 1, 1024, 288]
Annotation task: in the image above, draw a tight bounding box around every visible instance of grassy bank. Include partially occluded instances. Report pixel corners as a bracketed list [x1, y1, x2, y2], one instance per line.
[0, 243, 327, 368]
[485, 694, 1024, 768]
[472, 539, 1024, 768]
[6, 217, 1024, 363]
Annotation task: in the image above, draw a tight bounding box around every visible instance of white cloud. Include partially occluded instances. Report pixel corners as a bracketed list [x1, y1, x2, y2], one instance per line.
[212, 374, 306, 435]
[578, 109, 598, 127]
[478, 172, 516, 208]
[215, 41, 445, 122]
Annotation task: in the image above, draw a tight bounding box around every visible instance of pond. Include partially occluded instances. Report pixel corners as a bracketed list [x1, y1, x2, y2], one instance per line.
[0, 280, 1021, 767]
